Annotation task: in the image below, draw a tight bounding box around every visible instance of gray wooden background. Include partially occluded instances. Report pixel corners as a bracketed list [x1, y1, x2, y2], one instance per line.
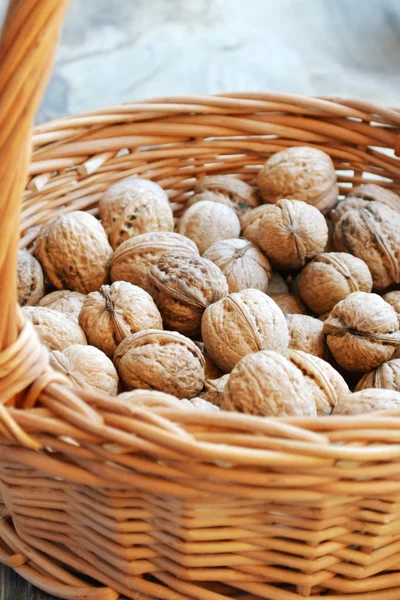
[1, 0, 400, 598]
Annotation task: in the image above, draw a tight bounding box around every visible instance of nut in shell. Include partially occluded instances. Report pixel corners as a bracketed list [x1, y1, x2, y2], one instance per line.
[190, 175, 260, 215]
[203, 238, 271, 293]
[79, 281, 163, 358]
[343, 183, 400, 215]
[38, 290, 86, 323]
[114, 329, 205, 399]
[222, 350, 316, 417]
[16, 249, 45, 306]
[194, 342, 223, 380]
[50, 344, 119, 395]
[266, 271, 289, 295]
[240, 205, 273, 246]
[383, 291, 400, 317]
[22, 306, 87, 351]
[148, 251, 228, 336]
[333, 388, 400, 415]
[323, 292, 400, 372]
[200, 374, 230, 408]
[355, 359, 400, 393]
[286, 314, 328, 359]
[35, 211, 112, 294]
[201, 288, 289, 373]
[271, 293, 308, 315]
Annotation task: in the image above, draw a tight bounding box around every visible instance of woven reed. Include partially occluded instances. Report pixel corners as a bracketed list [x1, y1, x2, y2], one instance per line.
[2, 1, 400, 599]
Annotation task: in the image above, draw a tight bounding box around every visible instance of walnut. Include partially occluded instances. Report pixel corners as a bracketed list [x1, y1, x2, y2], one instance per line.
[383, 291, 400, 316]
[267, 271, 289, 294]
[114, 330, 205, 399]
[286, 350, 349, 415]
[16, 249, 45, 306]
[355, 359, 400, 393]
[271, 293, 308, 315]
[323, 292, 400, 372]
[22, 306, 86, 351]
[286, 314, 328, 359]
[298, 252, 373, 316]
[194, 342, 223, 379]
[35, 211, 112, 294]
[201, 288, 289, 372]
[117, 389, 185, 408]
[178, 201, 240, 254]
[49, 344, 119, 395]
[111, 231, 198, 293]
[221, 350, 316, 416]
[148, 252, 228, 336]
[189, 175, 260, 216]
[333, 201, 400, 290]
[257, 146, 338, 214]
[200, 374, 230, 407]
[257, 199, 328, 270]
[331, 184, 400, 227]
[99, 176, 168, 233]
[38, 290, 86, 323]
[240, 205, 272, 245]
[79, 281, 162, 358]
[203, 238, 271, 293]
[333, 388, 400, 415]
[180, 397, 220, 411]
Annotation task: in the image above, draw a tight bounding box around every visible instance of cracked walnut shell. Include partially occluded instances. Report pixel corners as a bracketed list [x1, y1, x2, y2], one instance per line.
[298, 252, 373, 316]
[79, 281, 162, 357]
[323, 292, 400, 372]
[286, 314, 328, 359]
[148, 252, 228, 336]
[333, 388, 400, 415]
[189, 175, 260, 215]
[50, 344, 119, 395]
[257, 146, 338, 214]
[201, 288, 289, 373]
[203, 238, 271, 294]
[16, 249, 45, 306]
[114, 330, 205, 399]
[22, 306, 87, 351]
[355, 359, 400, 393]
[258, 199, 328, 270]
[222, 350, 316, 417]
[178, 201, 240, 254]
[35, 211, 112, 294]
[38, 290, 86, 323]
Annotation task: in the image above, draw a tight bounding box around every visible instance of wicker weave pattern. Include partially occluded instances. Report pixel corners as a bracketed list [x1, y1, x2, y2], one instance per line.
[2, 1, 400, 599]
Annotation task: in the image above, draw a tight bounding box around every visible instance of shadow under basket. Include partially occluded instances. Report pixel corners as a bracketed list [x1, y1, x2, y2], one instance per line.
[2, 3, 400, 600]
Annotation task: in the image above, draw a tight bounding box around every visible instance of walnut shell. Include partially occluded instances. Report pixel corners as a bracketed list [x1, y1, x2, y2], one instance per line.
[148, 252, 228, 336]
[257, 146, 338, 214]
[331, 184, 400, 227]
[194, 342, 223, 379]
[22, 306, 87, 351]
[267, 271, 289, 294]
[240, 205, 272, 245]
[16, 250, 45, 306]
[271, 293, 308, 315]
[333, 201, 400, 290]
[355, 359, 400, 393]
[258, 199, 328, 270]
[333, 388, 400, 415]
[99, 176, 168, 233]
[286, 349, 349, 415]
[111, 232, 199, 292]
[180, 397, 220, 411]
[201, 288, 289, 373]
[298, 252, 373, 316]
[178, 201, 241, 254]
[383, 291, 400, 316]
[286, 314, 328, 359]
[35, 211, 112, 294]
[79, 281, 162, 358]
[114, 329, 205, 399]
[222, 350, 316, 416]
[49, 344, 119, 395]
[200, 374, 230, 407]
[203, 238, 271, 293]
[38, 290, 86, 323]
[117, 389, 185, 408]
[323, 292, 400, 372]
[190, 175, 260, 215]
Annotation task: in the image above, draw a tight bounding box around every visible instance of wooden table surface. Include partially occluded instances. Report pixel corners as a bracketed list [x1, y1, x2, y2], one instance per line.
[1, 0, 400, 598]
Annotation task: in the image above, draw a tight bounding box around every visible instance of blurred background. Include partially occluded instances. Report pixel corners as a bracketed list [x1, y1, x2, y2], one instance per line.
[1, 0, 399, 123]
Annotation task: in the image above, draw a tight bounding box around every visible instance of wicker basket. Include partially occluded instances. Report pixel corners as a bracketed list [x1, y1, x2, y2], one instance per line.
[2, 2, 400, 599]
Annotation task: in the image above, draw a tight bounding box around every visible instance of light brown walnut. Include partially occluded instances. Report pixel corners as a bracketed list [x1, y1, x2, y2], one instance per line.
[50, 344, 119, 395]
[38, 290, 86, 323]
[16, 250, 45, 306]
[286, 314, 328, 359]
[331, 184, 400, 227]
[258, 199, 328, 270]
[271, 293, 308, 315]
[35, 211, 112, 294]
[179, 397, 220, 411]
[178, 201, 240, 254]
[257, 146, 338, 214]
[194, 342, 223, 380]
[117, 389, 218, 411]
[79, 281, 162, 358]
[355, 359, 400, 393]
[298, 252, 373, 316]
[194, 175, 259, 212]
[267, 271, 289, 294]
[203, 238, 271, 293]
[240, 205, 274, 246]
[111, 231, 199, 292]
[334, 201, 400, 290]
[148, 252, 228, 336]
[114, 329, 205, 399]
[201, 288, 289, 372]
[287, 349, 349, 415]
[323, 292, 400, 372]
[22, 306, 87, 351]
[222, 350, 316, 416]
[383, 291, 400, 317]
[333, 388, 400, 415]
[200, 374, 230, 408]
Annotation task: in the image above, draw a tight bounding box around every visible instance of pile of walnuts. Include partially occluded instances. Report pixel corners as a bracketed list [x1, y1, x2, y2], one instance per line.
[18, 145, 400, 416]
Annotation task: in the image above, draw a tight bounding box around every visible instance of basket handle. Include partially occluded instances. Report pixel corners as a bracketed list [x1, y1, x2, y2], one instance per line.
[0, 0, 69, 354]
